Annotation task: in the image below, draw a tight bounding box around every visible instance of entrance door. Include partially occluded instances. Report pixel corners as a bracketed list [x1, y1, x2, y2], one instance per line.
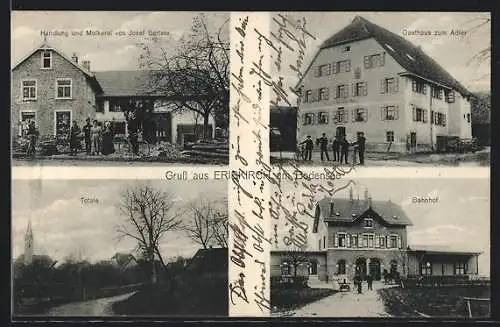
[55, 110, 71, 139]
[369, 258, 381, 280]
[410, 132, 417, 152]
[20, 111, 36, 137]
[336, 126, 346, 138]
[309, 260, 318, 275]
[355, 258, 367, 280]
[154, 112, 172, 143]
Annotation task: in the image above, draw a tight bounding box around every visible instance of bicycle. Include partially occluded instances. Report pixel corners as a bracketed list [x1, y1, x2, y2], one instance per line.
[114, 131, 150, 156]
[294, 144, 307, 161]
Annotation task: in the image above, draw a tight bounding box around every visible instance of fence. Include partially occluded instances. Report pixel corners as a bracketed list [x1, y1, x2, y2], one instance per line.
[460, 296, 490, 317]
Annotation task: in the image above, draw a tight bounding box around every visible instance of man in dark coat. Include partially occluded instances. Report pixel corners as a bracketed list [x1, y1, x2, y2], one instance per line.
[69, 120, 81, 156]
[353, 275, 362, 294]
[366, 274, 373, 290]
[319, 133, 330, 162]
[82, 118, 92, 155]
[351, 132, 366, 165]
[300, 135, 314, 161]
[332, 136, 340, 161]
[339, 136, 349, 164]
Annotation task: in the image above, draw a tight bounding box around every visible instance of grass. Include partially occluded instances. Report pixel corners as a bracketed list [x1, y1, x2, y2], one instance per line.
[112, 278, 228, 316]
[271, 286, 336, 313]
[378, 286, 490, 318]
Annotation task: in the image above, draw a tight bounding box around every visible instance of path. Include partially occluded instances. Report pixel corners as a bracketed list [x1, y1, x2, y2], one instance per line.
[275, 281, 392, 318]
[47, 291, 137, 316]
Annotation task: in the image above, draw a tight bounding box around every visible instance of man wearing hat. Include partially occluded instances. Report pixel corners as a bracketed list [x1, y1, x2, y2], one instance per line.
[82, 117, 92, 155]
[351, 132, 367, 165]
[299, 135, 314, 161]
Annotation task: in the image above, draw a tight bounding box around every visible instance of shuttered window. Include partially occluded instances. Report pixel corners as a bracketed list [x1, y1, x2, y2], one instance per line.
[381, 77, 399, 93]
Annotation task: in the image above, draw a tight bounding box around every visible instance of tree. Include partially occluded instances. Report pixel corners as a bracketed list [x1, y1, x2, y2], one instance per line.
[139, 13, 229, 140]
[116, 183, 183, 284]
[182, 198, 228, 249]
[280, 239, 311, 278]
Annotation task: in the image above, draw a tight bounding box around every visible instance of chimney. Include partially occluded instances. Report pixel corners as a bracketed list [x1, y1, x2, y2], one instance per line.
[71, 53, 78, 63]
[82, 60, 91, 71]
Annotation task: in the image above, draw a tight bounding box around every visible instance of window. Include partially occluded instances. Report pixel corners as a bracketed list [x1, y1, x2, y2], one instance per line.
[22, 80, 37, 101]
[96, 99, 104, 113]
[338, 233, 347, 248]
[379, 236, 386, 248]
[353, 108, 367, 122]
[364, 219, 373, 228]
[41, 51, 52, 69]
[109, 101, 122, 112]
[337, 260, 346, 275]
[454, 262, 467, 275]
[342, 45, 351, 52]
[412, 106, 428, 123]
[319, 88, 329, 101]
[55, 110, 71, 138]
[364, 53, 385, 69]
[335, 108, 347, 124]
[329, 201, 335, 215]
[318, 64, 331, 76]
[303, 113, 315, 125]
[381, 106, 398, 121]
[353, 82, 367, 96]
[431, 87, 443, 99]
[56, 79, 72, 99]
[305, 90, 313, 102]
[389, 235, 398, 248]
[318, 112, 329, 124]
[318, 239, 322, 250]
[351, 235, 358, 247]
[412, 79, 427, 94]
[336, 84, 348, 98]
[281, 261, 292, 275]
[420, 261, 432, 275]
[323, 236, 326, 249]
[386, 131, 395, 143]
[434, 112, 447, 126]
[381, 77, 399, 93]
[336, 60, 351, 73]
[362, 234, 374, 248]
[446, 90, 455, 103]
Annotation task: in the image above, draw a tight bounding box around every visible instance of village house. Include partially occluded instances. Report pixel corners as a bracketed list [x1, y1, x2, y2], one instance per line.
[296, 16, 473, 153]
[271, 188, 481, 282]
[11, 42, 216, 146]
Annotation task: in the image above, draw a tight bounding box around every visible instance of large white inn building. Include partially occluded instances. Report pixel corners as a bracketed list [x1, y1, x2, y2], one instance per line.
[296, 16, 473, 153]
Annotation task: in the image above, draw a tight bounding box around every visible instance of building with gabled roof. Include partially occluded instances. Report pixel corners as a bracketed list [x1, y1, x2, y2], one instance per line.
[295, 16, 473, 153]
[11, 42, 216, 146]
[271, 186, 482, 283]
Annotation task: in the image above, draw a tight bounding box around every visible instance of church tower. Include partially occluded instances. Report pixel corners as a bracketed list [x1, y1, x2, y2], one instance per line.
[24, 219, 34, 265]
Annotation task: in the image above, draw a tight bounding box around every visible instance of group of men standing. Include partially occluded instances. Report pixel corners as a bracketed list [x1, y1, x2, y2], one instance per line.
[300, 132, 366, 165]
[69, 118, 115, 156]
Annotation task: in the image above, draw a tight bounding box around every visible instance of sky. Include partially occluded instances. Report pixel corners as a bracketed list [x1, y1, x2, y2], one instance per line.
[273, 177, 490, 276]
[271, 11, 491, 104]
[12, 179, 227, 264]
[11, 11, 229, 71]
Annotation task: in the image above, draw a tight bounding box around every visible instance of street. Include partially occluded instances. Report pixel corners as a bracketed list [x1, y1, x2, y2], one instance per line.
[47, 291, 137, 316]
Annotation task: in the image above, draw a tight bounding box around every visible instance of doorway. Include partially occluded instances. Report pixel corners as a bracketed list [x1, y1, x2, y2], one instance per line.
[355, 257, 367, 280]
[336, 126, 346, 138]
[369, 258, 382, 280]
[410, 132, 417, 152]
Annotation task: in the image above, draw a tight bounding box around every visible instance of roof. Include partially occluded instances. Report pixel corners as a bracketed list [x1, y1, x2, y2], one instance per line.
[12, 42, 94, 77]
[316, 196, 412, 226]
[299, 16, 472, 97]
[186, 247, 227, 273]
[408, 245, 482, 255]
[94, 71, 153, 97]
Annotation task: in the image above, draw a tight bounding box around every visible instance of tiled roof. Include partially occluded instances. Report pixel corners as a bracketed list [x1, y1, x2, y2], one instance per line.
[310, 16, 472, 97]
[317, 197, 412, 226]
[94, 71, 154, 97]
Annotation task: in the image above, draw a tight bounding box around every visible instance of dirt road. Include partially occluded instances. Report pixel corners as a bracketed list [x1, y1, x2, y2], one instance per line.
[47, 291, 137, 316]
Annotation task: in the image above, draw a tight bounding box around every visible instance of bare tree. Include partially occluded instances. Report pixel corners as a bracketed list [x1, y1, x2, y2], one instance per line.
[182, 198, 228, 249]
[139, 13, 229, 140]
[280, 238, 311, 277]
[116, 183, 183, 284]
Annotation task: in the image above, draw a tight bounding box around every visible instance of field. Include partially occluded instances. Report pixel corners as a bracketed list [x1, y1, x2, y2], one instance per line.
[378, 286, 490, 318]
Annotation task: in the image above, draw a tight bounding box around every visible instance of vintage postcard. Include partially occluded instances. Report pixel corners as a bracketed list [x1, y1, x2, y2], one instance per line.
[11, 11, 229, 166]
[11, 178, 228, 317]
[269, 176, 490, 318]
[268, 12, 490, 167]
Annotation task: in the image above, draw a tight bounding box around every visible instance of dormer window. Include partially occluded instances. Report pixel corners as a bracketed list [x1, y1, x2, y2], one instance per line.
[42, 51, 52, 69]
[364, 218, 373, 228]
